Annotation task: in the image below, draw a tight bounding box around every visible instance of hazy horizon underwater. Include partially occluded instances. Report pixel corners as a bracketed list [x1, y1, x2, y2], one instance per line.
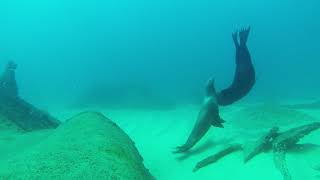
[1, 0, 320, 180]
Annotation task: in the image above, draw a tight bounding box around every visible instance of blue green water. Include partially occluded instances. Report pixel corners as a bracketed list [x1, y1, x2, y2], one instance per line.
[1, 0, 320, 108]
[1, 1, 320, 179]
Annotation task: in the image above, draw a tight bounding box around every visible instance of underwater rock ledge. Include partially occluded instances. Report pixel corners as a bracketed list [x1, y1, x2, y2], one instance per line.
[0, 111, 154, 180]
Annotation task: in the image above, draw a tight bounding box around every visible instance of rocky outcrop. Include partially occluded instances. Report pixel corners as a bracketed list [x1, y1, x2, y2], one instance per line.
[194, 122, 320, 180]
[0, 112, 154, 179]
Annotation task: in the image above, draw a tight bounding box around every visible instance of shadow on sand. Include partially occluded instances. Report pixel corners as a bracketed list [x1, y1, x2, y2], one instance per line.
[175, 136, 236, 161]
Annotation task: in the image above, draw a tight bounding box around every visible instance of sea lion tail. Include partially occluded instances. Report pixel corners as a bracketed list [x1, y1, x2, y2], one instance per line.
[232, 31, 239, 49]
[239, 26, 251, 47]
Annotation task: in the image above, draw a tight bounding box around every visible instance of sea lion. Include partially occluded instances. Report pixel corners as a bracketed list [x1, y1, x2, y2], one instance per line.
[217, 27, 255, 106]
[0, 61, 60, 131]
[0, 61, 18, 97]
[174, 78, 225, 153]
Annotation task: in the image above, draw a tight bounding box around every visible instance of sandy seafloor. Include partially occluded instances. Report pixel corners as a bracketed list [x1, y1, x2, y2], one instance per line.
[1, 100, 320, 180]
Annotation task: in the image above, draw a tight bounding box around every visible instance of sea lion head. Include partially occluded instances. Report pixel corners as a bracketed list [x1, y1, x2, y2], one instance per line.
[206, 78, 217, 97]
[6, 61, 17, 70]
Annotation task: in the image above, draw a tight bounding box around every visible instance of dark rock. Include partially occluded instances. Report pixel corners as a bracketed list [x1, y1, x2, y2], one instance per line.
[193, 144, 242, 172]
[272, 122, 320, 180]
[243, 127, 279, 163]
[0, 112, 154, 179]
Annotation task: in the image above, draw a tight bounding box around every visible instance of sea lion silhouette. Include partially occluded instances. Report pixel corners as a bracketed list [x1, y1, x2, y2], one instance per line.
[174, 78, 225, 153]
[0, 61, 18, 97]
[217, 27, 255, 106]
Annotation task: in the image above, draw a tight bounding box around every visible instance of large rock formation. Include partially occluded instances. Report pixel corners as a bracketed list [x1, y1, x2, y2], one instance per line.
[0, 112, 154, 179]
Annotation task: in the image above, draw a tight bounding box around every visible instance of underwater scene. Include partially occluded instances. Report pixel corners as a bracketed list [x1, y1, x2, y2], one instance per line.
[1, 0, 320, 179]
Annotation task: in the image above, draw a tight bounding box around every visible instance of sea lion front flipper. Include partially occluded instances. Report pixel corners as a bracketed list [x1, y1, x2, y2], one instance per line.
[218, 117, 226, 123]
[211, 115, 225, 128]
[212, 122, 224, 128]
[212, 121, 224, 128]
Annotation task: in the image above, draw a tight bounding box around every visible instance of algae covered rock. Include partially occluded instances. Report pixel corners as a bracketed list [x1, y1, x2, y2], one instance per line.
[242, 127, 279, 163]
[0, 111, 153, 180]
[272, 122, 320, 180]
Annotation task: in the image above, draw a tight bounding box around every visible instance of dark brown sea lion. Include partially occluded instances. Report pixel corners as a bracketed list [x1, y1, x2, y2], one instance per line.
[217, 27, 255, 106]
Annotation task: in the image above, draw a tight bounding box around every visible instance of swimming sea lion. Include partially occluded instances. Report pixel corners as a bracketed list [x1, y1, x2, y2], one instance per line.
[217, 27, 255, 106]
[174, 78, 225, 153]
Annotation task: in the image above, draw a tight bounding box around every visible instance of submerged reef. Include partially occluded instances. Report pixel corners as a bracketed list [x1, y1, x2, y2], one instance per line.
[193, 122, 320, 180]
[0, 61, 60, 131]
[272, 122, 320, 180]
[0, 112, 154, 179]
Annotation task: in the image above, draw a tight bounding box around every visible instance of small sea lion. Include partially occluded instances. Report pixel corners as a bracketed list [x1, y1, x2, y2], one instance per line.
[217, 27, 255, 106]
[0, 61, 18, 97]
[174, 78, 225, 153]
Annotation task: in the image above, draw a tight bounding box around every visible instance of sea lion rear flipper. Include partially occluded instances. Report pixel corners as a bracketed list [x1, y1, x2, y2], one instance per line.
[232, 32, 239, 49]
[217, 26, 254, 106]
[239, 27, 251, 46]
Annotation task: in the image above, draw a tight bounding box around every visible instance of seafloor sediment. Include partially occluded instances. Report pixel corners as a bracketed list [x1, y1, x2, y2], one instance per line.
[0, 102, 319, 179]
[0, 112, 153, 180]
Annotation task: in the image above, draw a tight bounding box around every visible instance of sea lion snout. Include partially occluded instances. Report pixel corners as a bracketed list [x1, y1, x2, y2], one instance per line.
[206, 78, 217, 96]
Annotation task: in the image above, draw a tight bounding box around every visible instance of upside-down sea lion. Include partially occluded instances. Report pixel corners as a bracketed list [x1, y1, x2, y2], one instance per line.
[217, 27, 255, 106]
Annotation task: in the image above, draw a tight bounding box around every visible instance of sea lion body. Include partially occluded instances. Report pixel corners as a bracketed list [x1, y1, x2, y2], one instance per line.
[174, 79, 225, 153]
[217, 27, 255, 106]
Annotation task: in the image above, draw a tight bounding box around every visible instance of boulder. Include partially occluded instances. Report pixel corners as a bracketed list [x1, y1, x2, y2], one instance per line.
[0, 112, 153, 180]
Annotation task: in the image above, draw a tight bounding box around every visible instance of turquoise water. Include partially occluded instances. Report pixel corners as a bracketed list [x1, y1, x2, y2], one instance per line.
[1, 1, 320, 179]
[1, 0, 320, 109]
